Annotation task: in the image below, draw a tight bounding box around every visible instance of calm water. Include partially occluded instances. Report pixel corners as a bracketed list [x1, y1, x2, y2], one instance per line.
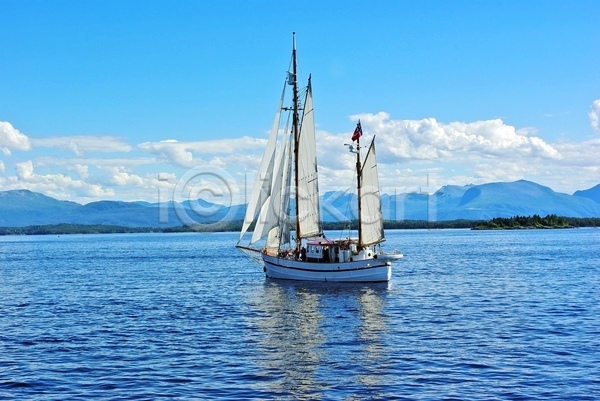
[1, 229, 599, 400]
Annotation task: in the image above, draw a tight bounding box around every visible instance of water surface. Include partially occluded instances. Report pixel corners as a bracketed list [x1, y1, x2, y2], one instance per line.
[1, 229, 598, 399]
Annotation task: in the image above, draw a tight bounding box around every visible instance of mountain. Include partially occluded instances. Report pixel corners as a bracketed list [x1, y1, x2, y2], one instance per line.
[573, 184, 600, 204]
[1, 180, 599, 228]
[430, 180, 600, 220]
[324, 180, 600, 222]
[0, 190, 80, 226]
[0, 189, 245, 228]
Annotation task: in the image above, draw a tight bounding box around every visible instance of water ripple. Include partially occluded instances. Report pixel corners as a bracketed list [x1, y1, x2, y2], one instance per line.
[1, 230, 599, 400]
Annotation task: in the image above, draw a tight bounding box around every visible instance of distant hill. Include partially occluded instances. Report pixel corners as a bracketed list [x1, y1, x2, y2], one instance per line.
[573, 184, 600, 204]
[324, 180, 600, 222]
[428, 180, 600, 220]
[0, 189, 245, 228]
[1, 180, 599, 228]
[0, 190, 80, 226]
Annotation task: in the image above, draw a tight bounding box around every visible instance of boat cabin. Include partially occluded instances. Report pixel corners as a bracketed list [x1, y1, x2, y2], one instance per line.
[304, 239, 375, 263]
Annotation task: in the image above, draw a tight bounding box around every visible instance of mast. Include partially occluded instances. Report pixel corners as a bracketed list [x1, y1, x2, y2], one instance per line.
[356, 137, 362, 247]
[292, 32, 301, 251]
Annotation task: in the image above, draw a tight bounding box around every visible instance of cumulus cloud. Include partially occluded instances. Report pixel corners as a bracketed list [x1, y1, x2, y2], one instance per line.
[3, 109, 598, 202]
[12, 160, 115, 199]
[32, 135, 132, 156]
[308, 112, 600, 194]
[139, 140, 196, 168]
[16, 160, 34, 179]
[311, 113, 568, 193]
[105, 167, 145, 187]
[189, 136, 266, 154]
[18, 156, 166, 202]
[0, 121, 32, 155]
[138, 137, 266, 168]
[69, 164, 89, 179]
[590, 99, 600, 134]
[353, 113, 561, 162]
[553, 137, 600, 167]
[37, 156, 155, 170]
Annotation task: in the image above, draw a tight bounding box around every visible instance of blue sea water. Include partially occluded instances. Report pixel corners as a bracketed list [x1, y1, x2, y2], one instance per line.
[0, 228, 599, 400]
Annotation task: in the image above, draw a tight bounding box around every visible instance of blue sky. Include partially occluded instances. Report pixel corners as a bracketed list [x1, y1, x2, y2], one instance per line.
[1, 0, 599, 205]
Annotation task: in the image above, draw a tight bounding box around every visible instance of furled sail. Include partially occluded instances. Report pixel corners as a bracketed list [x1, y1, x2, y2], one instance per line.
[359, 140, 384, 246]
[296, 78, 321, 238]
[239, 86, 286, 242]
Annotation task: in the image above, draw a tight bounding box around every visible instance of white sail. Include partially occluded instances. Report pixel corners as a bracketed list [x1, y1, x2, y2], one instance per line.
[265, 138, 292, 250]
[253, 123, 292, 245]
[277, 130, 294, 246]
[296, 79, 321, 238]
[266, 226, 281, 251]
[252, 194, 274, 244]
[359, 140, 384, 246]
[239, 86, 286, 241]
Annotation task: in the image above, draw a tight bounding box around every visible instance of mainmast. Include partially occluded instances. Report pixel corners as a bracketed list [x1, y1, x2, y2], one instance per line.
[356, 137, 362, 247]
[292, 32, 301, 251]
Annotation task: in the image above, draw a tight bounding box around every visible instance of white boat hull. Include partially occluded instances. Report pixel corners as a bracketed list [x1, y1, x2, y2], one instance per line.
[262, 254, 392, 282]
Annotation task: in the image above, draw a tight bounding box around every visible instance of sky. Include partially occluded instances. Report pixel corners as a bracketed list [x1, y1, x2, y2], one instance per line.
[1, 0, 599, 207]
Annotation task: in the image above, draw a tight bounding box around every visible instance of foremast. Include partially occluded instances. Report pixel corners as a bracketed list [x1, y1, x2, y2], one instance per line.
[351, 120, 384, 249]
[351, 120, 365, 248]
[355, 136, 363, 248]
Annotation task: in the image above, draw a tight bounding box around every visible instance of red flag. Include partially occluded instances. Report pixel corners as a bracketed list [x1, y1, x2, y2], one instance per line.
[351, 121, 362, 141]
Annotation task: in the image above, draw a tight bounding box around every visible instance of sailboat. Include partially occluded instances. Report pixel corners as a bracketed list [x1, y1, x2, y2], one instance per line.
[237, 34, 402, 282]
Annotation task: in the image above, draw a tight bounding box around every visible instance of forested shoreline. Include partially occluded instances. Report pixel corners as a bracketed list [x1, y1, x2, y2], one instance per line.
[1, 216, 600, 236]
[472, 215, 600, 230]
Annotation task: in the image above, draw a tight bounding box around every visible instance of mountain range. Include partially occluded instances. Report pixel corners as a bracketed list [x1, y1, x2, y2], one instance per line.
[1, 180, 599, 228]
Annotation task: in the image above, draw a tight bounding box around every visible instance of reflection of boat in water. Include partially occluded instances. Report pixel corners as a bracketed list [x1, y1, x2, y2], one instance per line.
[245, 280, 390, 397]
[237, 33, 402, 282]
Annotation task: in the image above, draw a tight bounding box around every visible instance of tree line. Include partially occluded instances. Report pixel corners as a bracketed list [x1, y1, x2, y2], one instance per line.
[1, 216, 599, 236]
[472, 214, 600, 230]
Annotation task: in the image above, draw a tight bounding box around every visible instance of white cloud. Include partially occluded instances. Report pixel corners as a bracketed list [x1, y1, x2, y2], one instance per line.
[139, 140, 196, 168]
[553, 137, 600, 167]
[11, 160, 115, 200]
[2, 109, 598, 203]
[138, 137, 266, 168]
[353, 113, 561, 162]
[0, 121, 32, 155]
[32, 135, 132, 156]
[309, 113, 600, 195]
[310, 114, 571, 194]
[17, 156, 168, 202]
[188, 136, 266, 154]
[36, 156, 156, 170]
[590, 99, 600, 134]
[69, 164, 89, 179]
[16, 160, 34, 179]
[105, 167, 145, 187]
